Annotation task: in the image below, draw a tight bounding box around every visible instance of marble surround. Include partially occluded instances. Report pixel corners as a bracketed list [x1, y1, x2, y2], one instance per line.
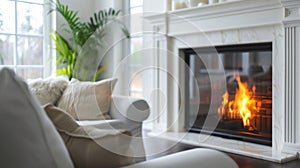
[144, 0, 300, 162]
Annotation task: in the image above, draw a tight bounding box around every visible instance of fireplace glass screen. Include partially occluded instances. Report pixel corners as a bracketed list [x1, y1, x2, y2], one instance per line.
[184, 43, 272, 145]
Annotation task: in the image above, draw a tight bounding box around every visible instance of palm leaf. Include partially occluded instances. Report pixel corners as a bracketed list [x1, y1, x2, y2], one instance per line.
[49, 0, 83, 45]
[56, 69, 69, 77]
[51, 32, 77, 80]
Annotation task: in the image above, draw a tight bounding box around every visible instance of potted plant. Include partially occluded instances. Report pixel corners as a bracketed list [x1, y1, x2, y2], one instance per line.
[49, 0, 129, 81]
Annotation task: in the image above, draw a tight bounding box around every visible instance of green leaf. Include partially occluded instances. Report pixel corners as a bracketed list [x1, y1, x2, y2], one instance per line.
[93, 65, 107, 82]
[51, 31, 77, 80]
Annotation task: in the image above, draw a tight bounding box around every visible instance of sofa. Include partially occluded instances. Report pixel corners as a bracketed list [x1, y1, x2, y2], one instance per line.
[0, 68, 238, 168]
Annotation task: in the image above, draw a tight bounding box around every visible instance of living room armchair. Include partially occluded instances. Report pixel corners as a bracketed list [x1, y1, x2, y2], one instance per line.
[28, 77, 150, 138]
[76, 95, 150, 159]
[28, 76, 150, 159]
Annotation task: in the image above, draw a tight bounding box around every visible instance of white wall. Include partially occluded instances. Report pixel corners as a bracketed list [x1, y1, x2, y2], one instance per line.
[92, 0, 129, 95]
[143, 0, 168, 13]
[94, 0, 123, 11]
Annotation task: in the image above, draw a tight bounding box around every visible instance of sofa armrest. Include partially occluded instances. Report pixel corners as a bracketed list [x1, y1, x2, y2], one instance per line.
[110, 95, 150, 123]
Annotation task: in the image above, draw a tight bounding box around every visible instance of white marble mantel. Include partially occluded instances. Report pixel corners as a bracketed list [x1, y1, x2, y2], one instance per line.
[144, 0, 300, 162]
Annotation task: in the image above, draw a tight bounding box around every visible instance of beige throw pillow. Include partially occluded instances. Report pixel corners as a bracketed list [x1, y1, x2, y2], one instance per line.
[57, 78, 117, 120]
[43, 104, 135, 168]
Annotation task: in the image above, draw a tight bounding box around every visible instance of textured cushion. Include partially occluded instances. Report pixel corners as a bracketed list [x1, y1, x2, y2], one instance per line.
[27, 76, 69, 105]
[0, 68, 74, 168]
[43, 104, 135, 168]
[57, 78, 117, 120]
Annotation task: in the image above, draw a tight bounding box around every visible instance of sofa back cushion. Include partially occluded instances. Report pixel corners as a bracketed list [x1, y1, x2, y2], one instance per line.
[44, 104, 135, 168]
[57, 78, 117, 120]
[0, 68, 74, 168]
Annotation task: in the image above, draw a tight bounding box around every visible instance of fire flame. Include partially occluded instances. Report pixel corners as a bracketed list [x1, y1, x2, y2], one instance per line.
[218, 75, 262, 127]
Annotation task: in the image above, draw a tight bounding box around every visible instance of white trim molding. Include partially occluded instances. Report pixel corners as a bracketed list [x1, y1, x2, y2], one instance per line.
[281, 0, 300, 27]
[282, 0, 300, 155]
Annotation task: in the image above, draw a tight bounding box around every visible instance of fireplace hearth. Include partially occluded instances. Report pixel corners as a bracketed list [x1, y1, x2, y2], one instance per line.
[184, 43, 272, 145]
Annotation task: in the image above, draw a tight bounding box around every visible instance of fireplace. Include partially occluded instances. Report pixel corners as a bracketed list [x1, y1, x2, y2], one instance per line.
[144, 0, 300, 162]
[184, 43, 272, 145]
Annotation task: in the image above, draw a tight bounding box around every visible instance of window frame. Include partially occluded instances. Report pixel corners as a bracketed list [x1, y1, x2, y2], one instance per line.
[0, 0, 53, 79]
[128, 0, 144, 98]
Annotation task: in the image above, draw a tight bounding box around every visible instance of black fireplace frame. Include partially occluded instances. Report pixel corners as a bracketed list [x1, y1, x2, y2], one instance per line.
[184, 42, 272, 146]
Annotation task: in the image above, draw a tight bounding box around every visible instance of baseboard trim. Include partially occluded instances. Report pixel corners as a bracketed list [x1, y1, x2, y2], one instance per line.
[283, 143, 300, 158]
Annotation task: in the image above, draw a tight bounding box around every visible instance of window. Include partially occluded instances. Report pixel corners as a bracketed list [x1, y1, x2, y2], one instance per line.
[0, 0, 49, 79]
[129, 0, 143, 98]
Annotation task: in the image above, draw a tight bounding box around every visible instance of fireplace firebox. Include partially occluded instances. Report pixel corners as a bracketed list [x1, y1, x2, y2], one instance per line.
[184, 43, 272, 146]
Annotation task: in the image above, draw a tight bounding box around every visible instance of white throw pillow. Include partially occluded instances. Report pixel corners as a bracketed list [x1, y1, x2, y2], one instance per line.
[27, 76, 69, 105]
[57, 78, 117, 120]
[0, 68, 74, 168]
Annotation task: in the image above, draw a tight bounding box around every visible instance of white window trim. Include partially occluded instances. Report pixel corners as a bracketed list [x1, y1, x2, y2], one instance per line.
[0, 0, 54, 78]
[128, 0, 144, 97]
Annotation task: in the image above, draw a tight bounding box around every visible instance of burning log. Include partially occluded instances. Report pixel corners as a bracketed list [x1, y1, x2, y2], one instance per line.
[218, 74, 262, 128]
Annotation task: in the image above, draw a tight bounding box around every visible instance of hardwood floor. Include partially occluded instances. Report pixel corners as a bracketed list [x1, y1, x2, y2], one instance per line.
[141, 135, 300, 168]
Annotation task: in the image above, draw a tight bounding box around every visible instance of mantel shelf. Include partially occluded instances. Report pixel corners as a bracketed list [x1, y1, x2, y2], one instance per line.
[145, 0, 283, 25]
[144, 0, 285, 36]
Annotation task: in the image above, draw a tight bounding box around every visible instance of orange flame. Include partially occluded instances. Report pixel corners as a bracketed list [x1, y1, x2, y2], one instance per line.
[218, 75, 262, 127]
